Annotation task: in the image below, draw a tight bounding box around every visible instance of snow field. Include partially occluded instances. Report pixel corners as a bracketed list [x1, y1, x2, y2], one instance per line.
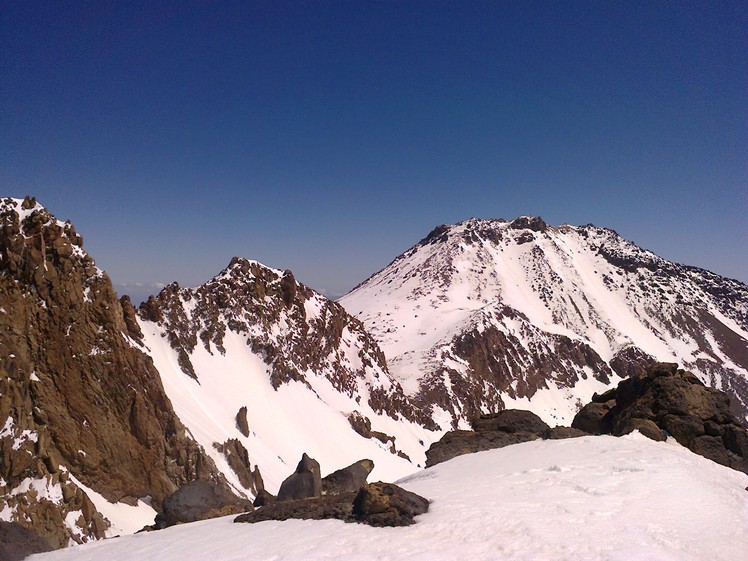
[30, 434, 748, 561]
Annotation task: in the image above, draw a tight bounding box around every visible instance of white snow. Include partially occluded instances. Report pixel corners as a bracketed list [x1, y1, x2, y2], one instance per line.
[28, 434, 748, 561]
[340, 219, 748, 423]
[140, 321, 435, 495]
[64, 471, 157, 537]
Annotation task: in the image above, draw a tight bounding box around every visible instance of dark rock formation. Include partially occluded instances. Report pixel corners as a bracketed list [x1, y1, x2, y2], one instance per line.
[253, 489, 276, 508]
[426, 429, 539, 467]
[427, 409, 555, 466]
[235, 482, 428, 528]
[321, 459, 374, 495]
[0, 197, 223, 548]
[235, 406, 249, 437]
[427, 408, 590, 466]
[471, 409, 550, 434]
[214, 439, 263, 495]
[277, 453, 322, 502]
[572, 362, 748, 472]
[0, 521, 54, 561]
[542, 426, 589, 440]
[158, 479, 252, 527]
[352, 482, 429, 527]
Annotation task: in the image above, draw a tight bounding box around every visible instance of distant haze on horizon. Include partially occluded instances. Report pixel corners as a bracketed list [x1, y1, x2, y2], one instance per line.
[2, 2, 746, 303]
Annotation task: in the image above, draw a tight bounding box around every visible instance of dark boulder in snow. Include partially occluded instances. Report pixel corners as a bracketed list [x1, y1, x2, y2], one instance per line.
[321, 459, 375, 495]
[352, 482, 429, 527]
[277, 453, 322, 502]
[471, 409, 550, 434]
[235, 406, 250, 437]
[235, 482, 428, 527]
[0, 521, 53, 561]
[159, 480, 251, 527]
[542, 426, 589, 440]
[572, 362, 748, 473]
[426, 429, 539, 467]
[253, 489, 276, 508]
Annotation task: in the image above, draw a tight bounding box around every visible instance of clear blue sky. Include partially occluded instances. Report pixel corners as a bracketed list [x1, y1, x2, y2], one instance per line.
[2, 1, 746, 303]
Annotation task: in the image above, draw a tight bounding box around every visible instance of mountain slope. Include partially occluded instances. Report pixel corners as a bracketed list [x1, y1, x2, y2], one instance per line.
[29, 434, 748, 561]
[135, 257, 439, 495]
[341, 217, 748, 426]
[0, 197, 223, 548]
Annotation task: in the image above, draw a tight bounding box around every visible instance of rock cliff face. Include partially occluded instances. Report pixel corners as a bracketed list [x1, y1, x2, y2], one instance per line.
[341, 217, 748, 427]
[135, 256, 438, 495]
[0, 197, 221, 548]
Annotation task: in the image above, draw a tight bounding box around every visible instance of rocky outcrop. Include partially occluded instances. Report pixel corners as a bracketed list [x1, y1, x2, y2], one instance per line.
[235, 406, 249, 438]
[321, 459, 374, 495]
[138, 256, 435, 430]
[277, 453, 321, 502]
[214, 439, 264, 495]
[0, 521, 53, 561]
[0, 197, 223, 548]
[426, 409, 557, 467]
[235, 482, 428, 527]
[157, 480, 252, 527]
[573, 362, 748, 472]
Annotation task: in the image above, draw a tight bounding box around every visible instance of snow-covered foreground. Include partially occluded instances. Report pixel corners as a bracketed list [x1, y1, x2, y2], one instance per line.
[31, 434, 748, 561]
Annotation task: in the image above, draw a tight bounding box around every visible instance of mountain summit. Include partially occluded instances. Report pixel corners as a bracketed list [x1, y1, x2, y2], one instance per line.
[340, 217, 748, 427]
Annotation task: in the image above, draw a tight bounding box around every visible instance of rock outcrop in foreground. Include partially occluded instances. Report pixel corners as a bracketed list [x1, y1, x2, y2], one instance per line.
[426, 363, 748, 473]
[235, 482, 428, 527]
[573, 362, 748, 473]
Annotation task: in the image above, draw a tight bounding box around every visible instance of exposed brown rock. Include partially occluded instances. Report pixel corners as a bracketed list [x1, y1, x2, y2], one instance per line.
[571, 362, 748, 472]
[0, 198, 223, 548]
[235, 482, 428, 528]
[235, 406, 250, 437]
[321, 459, 374, 495]
[426, 429, 539, 467]
[277, 453, 322, 502]
[138, 257, 434, 430]
[158, 479, 252, 527]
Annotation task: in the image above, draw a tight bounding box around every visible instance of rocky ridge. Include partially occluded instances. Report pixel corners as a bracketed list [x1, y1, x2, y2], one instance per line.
[341, 217, 748, 427]
[0, 197, 224, 548]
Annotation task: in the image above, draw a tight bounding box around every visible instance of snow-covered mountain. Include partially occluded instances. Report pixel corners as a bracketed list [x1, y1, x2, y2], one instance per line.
[135, 257, 439, 496]
[28, 434, 748, 561]
[341, 216, 748, 427]
[0, 197, 437, 550]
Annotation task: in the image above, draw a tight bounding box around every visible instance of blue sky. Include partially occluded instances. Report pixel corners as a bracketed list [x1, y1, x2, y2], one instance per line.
[2, 1, 746, 302]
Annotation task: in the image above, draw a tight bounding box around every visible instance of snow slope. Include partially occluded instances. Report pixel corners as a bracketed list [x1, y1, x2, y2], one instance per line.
[341, 217, 748, 425]
[139, 323, 432, 494]
[30, 434, 748, 561]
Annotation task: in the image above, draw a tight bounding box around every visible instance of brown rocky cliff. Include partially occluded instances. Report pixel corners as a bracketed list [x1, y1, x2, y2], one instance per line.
[0, 197, 222, 548]
[139, 256, 436, 430]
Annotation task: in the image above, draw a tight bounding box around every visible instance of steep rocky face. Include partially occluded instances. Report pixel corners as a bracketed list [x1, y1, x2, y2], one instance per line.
[135, 256, 439, 495]
[138, 258, 430, 427]
[341, 217, 748, 427]
[0, 197, 222, 548]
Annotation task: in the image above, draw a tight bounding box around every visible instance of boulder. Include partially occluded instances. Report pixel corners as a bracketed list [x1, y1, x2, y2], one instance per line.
[253, 489, 276, 508]
[571, 401, 615, 434]
[352, 482, 429, 527]
[616, 418, 666, 442]
[159, 479, 251, 527]
[235, 482, 429, 528]
[571, 362, 748, 473]
[277, 453, 322, 502]
[426, 430, 539, 467]
[542, 426, 589, 440]
[0, 521, 53, 561]
[236, 406, 250, 438]
[471, 409, 550, 435]
[321, 459, 374, 495]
